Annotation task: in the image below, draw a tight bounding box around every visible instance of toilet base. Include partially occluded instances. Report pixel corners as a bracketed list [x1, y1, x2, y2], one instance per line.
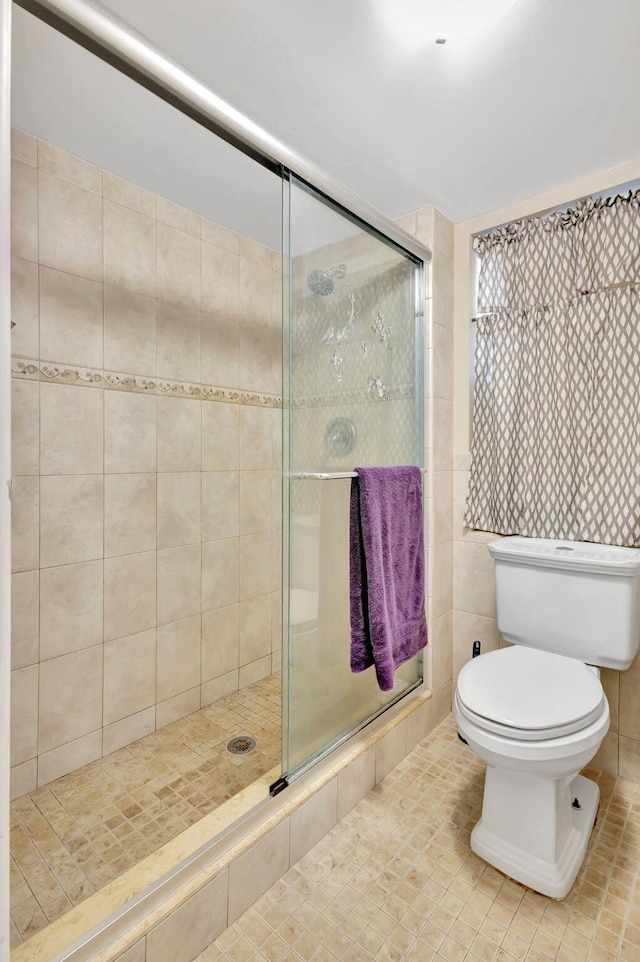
[471, 774, 599, 899]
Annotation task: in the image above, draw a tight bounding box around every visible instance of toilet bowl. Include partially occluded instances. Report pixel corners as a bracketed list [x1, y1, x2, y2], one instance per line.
[453, 536, 640, 900]
[454, 645, 610, 898]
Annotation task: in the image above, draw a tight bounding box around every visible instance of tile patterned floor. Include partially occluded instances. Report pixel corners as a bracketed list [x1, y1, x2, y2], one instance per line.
[9, 674, 281, 947]
[198, 715, 640, 962]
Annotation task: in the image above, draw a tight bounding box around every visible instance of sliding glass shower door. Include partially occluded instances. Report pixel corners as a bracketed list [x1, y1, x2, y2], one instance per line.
[282, 175, 425, 780]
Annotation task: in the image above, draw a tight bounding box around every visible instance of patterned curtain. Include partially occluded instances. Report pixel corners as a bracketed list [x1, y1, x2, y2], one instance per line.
[464, 190, 640, 547]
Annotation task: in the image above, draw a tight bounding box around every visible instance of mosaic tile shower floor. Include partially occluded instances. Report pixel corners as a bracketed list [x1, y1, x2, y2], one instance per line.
[200, 715, 640, 962]
[9, 673, 281, 947]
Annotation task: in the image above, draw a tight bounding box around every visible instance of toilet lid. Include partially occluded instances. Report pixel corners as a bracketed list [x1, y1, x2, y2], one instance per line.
[456, 646, 605, 740]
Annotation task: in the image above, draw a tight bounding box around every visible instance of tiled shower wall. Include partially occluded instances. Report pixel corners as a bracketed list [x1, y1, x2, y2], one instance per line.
[9, 128, 282, 797]
[397, 206, 455, 712]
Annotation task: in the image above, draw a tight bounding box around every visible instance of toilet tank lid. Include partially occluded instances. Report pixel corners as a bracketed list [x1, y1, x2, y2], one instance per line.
[488, 537, 640, 576]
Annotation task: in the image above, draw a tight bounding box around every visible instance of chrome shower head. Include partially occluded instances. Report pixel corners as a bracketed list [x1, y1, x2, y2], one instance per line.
[307, 264, 347, 295]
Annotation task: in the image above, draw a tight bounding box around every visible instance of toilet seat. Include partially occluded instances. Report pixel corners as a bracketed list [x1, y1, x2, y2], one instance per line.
[456, 646, 605, 742]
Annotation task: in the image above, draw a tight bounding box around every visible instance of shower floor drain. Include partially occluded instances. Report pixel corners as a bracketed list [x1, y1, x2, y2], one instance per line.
[227, 735, 256, 755]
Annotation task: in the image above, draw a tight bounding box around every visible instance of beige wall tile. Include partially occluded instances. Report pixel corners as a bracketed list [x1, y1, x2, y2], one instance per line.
[452, 610, 500, 680]
[11, 160, 38, 262]
[38, 170, 102, 281]
[103, 172, 156, 218]
[239, 406, 272, 470]
[601, 667, 620, 733]
[432, 248, 454, 331]
[156, 196, 200, 237]
[432, 398, 453, 471]
[202, 402, 239, 471]
[11, 569, 39, 669]
[12, 128, 37, 166]
[239, 595, 271, 666]
[157, 616, 201, 701]
[618, 736, 640, 781]
[337, 746, 375, 820]
[105, 474, 157, 557]
[157, 473, 201, 548]
[104, 551, 156, 642]
[37, 730, 102, 786]
[239, 532, 272, 601]
[12, 378, 39, 476]
[38, 646, 103, 753]
[155, 687, 200, 729]
[201, 312, 239, 388]
[157, 223, 201, 310]
[592, 731, 618, 776]
[407, 697, 435, 751]
[452, 541, 496, 619]
[239, 470, 271, 536]
[393, 210, 416, 237]
[10, 665, 38, 766]
[239, 325, 274, 395]
[202, 538, 239, 611]
[228, 820, 289, 923]
[240, 258, 272, 328]
[105, 391, 156, 474]
[619, 659, 640, 739]
[290, 779, 338, 865]
[430, 610, 453, 692]
[202, 604, 239, 681]
[11, 256, 39, 358]
[157, 397, 201, 472]
[40, 383, 104, 475]
[40, 560, 103, 660]
[146, 870, 228, 962]
[432, 471, 453, 546]
[200, 218, 239, 253]
[239, 235, 272, 269]
[11, 476, 39, 573]
[431, 541, 452, 621]
[104, 285, 157, 376]
[40, 475, 103, 567]
[375, 720, 407, 783]
[201, 242, 239, 319]
[157, 302, 201, 382]
[104, 199, 156, 296]
[10, 758, 37, 801]
[37, 141, 101, 193]
[201, 669, 238, 707]
[238, 655, 271, 687]
[157, 544, 201, 625]
[103, 707, 156, 756]
[432, 322, 453, 401]
[432, 681, 453, 723]
[104, 629, 156, 725]
[202, 471, 239, 542]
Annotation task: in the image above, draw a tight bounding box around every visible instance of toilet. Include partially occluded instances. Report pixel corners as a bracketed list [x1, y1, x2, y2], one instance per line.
[454, 536, 640, 899]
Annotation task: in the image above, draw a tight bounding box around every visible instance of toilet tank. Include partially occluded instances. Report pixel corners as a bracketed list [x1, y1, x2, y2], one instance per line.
[488, 537, 640, 669]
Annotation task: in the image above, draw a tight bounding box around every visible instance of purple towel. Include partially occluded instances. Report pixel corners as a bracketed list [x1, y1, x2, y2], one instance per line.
[349, 466, 428, 691]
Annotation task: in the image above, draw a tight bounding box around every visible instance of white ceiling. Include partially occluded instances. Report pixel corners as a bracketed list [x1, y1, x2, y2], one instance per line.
[11, 0, 640, 248]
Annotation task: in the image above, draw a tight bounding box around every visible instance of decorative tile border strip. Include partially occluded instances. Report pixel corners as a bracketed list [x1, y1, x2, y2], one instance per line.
[11, 357, 282, 408]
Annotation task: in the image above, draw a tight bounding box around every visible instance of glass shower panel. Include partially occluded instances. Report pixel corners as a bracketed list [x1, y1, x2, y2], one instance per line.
[283, 175, 424, 778]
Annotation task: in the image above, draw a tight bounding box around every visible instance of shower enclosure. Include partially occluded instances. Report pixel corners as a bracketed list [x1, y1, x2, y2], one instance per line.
[2, 0, 430, 953]
[282, 176, 425, 780]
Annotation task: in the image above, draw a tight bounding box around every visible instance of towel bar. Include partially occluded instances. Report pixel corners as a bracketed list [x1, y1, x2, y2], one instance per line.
[289, 469, 427, 480]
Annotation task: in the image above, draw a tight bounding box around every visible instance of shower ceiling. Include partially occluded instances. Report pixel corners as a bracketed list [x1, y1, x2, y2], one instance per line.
[11, 0, 640, 245]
